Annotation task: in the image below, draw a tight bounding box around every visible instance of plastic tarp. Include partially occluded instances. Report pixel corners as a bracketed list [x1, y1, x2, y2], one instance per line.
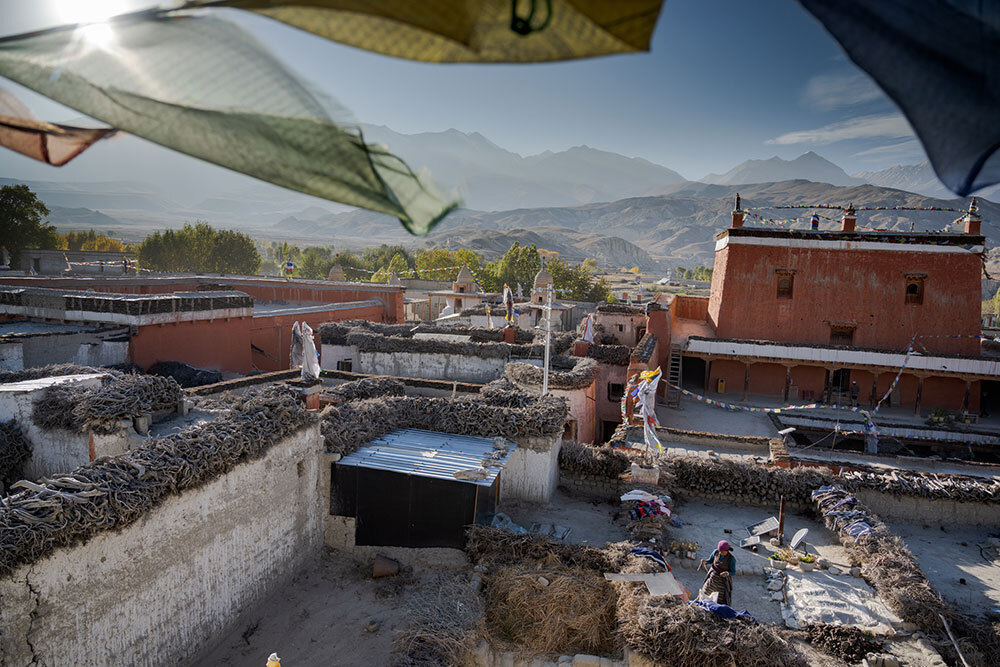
[205, 0, 666, 63]
[0, 13, 457, 234]
[799, 0, 1000, 196]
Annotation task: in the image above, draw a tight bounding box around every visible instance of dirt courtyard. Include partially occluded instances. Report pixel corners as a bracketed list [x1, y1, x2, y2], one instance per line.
[192, 547, 468, 666]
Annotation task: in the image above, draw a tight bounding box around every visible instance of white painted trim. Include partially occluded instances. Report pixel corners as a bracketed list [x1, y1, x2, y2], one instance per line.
[715, 235, 983, 255]
[685, 338, 1000, 377]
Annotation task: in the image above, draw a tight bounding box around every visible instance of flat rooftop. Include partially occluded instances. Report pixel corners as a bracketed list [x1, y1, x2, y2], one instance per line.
[718, 226, 984, 247]
[0, 321, 101, 336]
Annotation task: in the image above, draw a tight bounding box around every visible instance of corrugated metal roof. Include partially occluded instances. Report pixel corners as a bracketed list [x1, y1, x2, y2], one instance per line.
[337, 428, 516, 486]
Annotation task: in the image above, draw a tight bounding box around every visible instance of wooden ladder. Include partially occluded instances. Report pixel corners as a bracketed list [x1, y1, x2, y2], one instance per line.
[665, 343, 682, 406]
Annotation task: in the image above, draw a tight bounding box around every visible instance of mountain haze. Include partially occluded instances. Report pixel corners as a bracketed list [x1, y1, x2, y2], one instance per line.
[854, 160, 1000, 201]
[699, 151, 862, 187]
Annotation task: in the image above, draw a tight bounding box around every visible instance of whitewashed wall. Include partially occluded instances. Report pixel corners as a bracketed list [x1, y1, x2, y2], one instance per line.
[0, 424, 323, 666]
[360, 351, 506, 384]
[0, 341, 23, 371]
[320, 343, 359, 372]
[502, 434, 562, 503]
[0, 374, 131, 481]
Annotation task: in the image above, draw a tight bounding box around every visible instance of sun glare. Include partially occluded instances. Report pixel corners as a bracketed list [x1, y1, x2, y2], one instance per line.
[53, 0, 130, 25]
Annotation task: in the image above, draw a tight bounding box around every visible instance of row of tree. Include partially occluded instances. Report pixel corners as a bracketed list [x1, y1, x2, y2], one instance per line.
[675, 265, 714, 281]
[3, 184, 609, 298]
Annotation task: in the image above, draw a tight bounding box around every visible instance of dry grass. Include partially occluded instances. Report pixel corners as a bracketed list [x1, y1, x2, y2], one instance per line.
[465, 525, 631, 571]
[484, 560, 620, 656]
[393, 574, 484, 667]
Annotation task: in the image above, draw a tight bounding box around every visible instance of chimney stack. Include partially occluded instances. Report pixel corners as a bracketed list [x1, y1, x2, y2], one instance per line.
[731, 193, 744, 228]
[841, 202, 856, 233]
[963, 197, 982, 235]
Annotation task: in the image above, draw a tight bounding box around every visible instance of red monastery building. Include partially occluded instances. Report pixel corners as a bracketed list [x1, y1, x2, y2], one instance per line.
[673, 196, 1000, 415]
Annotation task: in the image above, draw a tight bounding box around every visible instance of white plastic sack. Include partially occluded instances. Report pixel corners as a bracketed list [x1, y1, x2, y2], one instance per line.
[301, 322, 320, 381]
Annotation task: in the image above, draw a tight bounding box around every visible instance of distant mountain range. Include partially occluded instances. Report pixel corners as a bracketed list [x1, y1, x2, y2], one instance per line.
[853, 160, 1000, 200]
[359, 124, 687, 211]
[698, 151, 862, 188]
[4, 125, 998, 271]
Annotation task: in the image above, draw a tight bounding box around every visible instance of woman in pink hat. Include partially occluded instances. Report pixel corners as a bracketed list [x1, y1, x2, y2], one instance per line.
[701, 540, 736, 605]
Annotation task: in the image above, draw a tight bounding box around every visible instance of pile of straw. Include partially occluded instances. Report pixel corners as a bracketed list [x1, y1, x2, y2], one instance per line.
[465, 525, 629, 572]
[484, 563, 619, 656]
[394, 573, 484, 667]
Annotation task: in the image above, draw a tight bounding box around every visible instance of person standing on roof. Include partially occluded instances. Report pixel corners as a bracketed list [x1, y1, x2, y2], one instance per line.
[700, 540, 736, 605]
[850, 380, 860, 407]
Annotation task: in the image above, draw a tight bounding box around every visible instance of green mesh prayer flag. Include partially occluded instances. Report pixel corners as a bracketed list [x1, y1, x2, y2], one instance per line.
[202, 0, 665, 63]
[0, 13, 457, 234]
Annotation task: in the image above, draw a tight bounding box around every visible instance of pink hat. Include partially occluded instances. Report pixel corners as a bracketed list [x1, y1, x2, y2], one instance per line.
[718, 540, 731, 552]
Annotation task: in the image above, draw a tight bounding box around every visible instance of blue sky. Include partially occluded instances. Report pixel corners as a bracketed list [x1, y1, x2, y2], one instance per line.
[0, 0, 924, 183]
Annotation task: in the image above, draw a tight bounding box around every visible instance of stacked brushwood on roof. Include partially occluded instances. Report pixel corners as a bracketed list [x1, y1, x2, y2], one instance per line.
[0, 386, 314, 577]
[586, 344, 631, 366]
[0, 421, 31, 492]
[813, 486, 1000, 666]
[558, 441, 631, 478]
[318, 320, 533, 346]
[596, 303, 645, 315]
[321, 390, 568, 455]
[504, 357, 597, 390]
[322, 376, 405, 403]
[667, 455, 834, 506]
[32, 373, 183, 434]
[841, 468, 1000, 504]
[0, 364, 101, 385]
[631, 333, 657, 363]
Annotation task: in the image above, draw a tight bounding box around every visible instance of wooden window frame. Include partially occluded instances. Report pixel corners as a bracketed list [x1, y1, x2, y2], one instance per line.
[775, 269, 795, 300]
[904, 273, 926, 305]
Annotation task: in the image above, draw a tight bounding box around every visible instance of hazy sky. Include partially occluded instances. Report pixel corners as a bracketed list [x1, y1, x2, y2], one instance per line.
[0, 0, 924, 184]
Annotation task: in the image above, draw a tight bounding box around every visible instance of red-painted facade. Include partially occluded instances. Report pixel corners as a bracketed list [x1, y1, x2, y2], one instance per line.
[707, 231, 982, 355]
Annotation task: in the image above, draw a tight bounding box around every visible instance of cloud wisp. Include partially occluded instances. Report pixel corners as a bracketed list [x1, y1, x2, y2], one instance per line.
[800, 71, 884, 111]
[766, 113, 913, 146]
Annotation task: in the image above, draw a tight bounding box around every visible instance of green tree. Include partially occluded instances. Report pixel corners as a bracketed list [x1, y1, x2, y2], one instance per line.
[138, 223, 260, 274]
[371, 252, 411, 283]
[479, 242, 540, 293]
[1, 184, 59, 267]
[298, 246, 335, 279]
[547, 257, 612, 301]
[581, 257, 598, 273]
[414, 247, 483, 281]
[362, 244, 413, 273]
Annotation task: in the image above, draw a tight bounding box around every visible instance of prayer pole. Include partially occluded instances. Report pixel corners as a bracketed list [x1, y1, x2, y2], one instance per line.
[778, 495, 786, 546]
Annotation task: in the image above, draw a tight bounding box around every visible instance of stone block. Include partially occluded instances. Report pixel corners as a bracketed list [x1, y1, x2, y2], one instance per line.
[572, 655, 601, 667]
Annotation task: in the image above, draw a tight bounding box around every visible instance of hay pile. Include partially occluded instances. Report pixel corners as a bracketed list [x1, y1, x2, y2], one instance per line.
[0, 421, 31, 491]
[0, 364, 101, 384]
[321, 393, 568, 455]
[484, 563, 619, 656]
[504, 357, 597, 390]
[0, 386, 313, 576]
[558, 441, 631, 478]
[323, 377, 405, 403]
[668, 455, 834, 505]
[842, 468, 1000, 504]
[465, 525, 629, 572]
[394, 573, 484, 667]
[612, 552, 806, 667]
[32, 373, 183, 434]
[803, 625, 882, 663]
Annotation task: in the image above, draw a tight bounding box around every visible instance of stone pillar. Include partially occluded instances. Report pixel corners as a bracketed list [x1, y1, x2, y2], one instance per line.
[870, 374, 879, 409]
[962, 380, 971, 412]
[914, 376, 924, 416]
[783, 366, 791, 403]
[823, 368, 834, 404]
[704, 359, 713, 394]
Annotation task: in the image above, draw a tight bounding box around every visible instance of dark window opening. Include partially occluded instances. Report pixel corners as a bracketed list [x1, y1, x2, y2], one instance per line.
[776, 272, 794, 299]
[905, 278, 924, 305]
[618, 324, 625, 332]
[608, 382, 625, 401]
[563, 420, 577, 441]
[32, 258, 41, 273]
[601, 420, 620, 443]
[336, 359, 353, 372]
[829, 325, 855, 346]
[457, 286, 465, 293]
[455, 298, 462, 309]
